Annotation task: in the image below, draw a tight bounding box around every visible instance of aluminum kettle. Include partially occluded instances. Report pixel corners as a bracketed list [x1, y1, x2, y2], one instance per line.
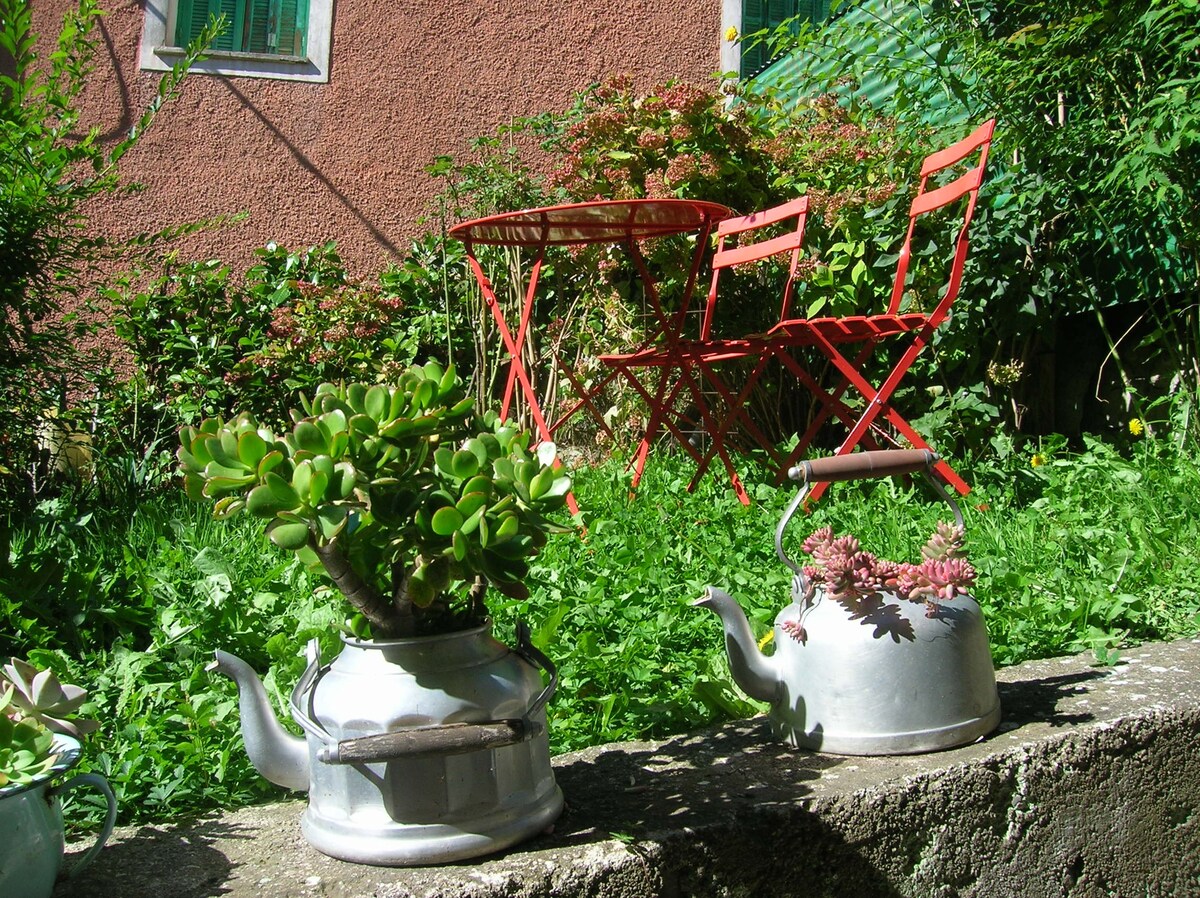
[696, 449, 1001, 755]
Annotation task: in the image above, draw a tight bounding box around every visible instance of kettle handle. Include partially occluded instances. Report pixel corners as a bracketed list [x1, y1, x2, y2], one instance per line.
[776, 449, 965, 576]
[317, 621, 556, 765]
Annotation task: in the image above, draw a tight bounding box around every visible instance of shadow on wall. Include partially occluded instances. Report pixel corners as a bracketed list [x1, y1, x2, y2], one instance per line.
[220, 80, 404, 259]
[97, 18, 136, 142]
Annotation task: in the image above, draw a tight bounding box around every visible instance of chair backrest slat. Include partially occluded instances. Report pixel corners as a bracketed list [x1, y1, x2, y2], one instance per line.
[920, 118, 995, 177]
[717, 197, 810, 237]
[701, 197, 809, 340]
[887, 118, 996, 318]
[909, 164, 985, 218]
[714, 230, 806, 270]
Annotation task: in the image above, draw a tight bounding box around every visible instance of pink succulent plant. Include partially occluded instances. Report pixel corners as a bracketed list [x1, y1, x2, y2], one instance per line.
[792, 522, 976, 640]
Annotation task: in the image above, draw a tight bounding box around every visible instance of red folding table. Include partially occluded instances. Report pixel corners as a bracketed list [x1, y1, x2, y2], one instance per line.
[450, 199, 732, 512]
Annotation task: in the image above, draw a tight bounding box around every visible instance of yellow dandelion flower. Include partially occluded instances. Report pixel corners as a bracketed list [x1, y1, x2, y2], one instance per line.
[1129, 418, 1145, 437]
[725, 25, 739, 42]
[1030, 453, 1045, 468]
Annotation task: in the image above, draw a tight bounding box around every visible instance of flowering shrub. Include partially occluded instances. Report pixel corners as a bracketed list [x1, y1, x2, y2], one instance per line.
[784, 521, 977, 642]
[115, 242, 454, 428]
[545, 76, 773, 209]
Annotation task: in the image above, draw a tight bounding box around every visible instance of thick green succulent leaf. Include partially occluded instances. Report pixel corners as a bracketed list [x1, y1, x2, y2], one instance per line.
[544, 475, 572, 499]
[311, 455, 335, 480]
[492, 512, 520, 544]
[334, 462, 357, 499]
[308, 469, 330, 506]
[317, 505, 348, 540]
[434, 446, 455, 478]
[294, 421, 327, 455]
[455, 492, 488, 519]
[423, 360, 445, 383]
[460, 503, 485, 535]
[267, 520, 310, 551]
[203, 461, 253, 483]
[292, 461, 313, 502]
[413, 378, 435, 409]
[346, 383, 368, 412]
[431, 506, 464, 536]
[211, 496, 245, 518]
[213, 429, 242, 468]
[529, 466, 555, 501]
[492, 458, 515, 484]
[183, 473, 206, 502]
[204, 475, 255, 499]
[364, 385, 389, 422]
[237, 430, 268, 468]
[246, 483, 294, 516]
[405, 565, 436, 607]
[257, 449, 285, 478]
[349, 414, 377, 438]
[462, 475, 493, 498]
[318, 408, 348, 440]
[263, 471, 298, 506]
[451, 449, 480, 479]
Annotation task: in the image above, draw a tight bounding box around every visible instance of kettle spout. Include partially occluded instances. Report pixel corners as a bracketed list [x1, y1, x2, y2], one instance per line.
[693, 587, 781, 704]
[209, 650, 310, 791]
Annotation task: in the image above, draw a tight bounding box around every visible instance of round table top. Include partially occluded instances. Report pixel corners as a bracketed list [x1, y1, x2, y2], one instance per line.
[448, 198, 733, 247]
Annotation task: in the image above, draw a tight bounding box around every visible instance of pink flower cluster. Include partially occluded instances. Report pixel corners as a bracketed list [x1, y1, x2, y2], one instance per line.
[792, 523, 976, 639]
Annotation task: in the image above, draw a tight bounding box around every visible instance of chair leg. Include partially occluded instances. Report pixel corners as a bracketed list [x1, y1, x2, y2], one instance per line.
[804, 329, 971, 503]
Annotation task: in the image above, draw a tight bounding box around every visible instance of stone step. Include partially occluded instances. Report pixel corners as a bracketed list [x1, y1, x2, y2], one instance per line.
[55, 637, 1200, 898]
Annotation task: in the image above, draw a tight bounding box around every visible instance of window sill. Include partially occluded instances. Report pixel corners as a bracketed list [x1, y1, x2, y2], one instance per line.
[154, 46, 310, 66]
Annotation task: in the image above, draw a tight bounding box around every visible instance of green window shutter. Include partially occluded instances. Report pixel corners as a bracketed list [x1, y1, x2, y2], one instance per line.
[175, 0, 240, 52]
[173, 0, 307, 55]
[796, 0, 833, 25]
[278, 0, 307, 56]
[741, 0, 798, 77]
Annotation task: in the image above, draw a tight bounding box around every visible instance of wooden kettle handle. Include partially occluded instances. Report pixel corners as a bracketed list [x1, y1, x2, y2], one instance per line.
[789, 449, 936, 485]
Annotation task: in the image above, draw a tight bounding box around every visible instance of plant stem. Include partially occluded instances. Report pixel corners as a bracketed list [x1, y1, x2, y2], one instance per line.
[391, 560, 415, 638]
[468, 574, 488, 621]
[310, 537, 401, 637]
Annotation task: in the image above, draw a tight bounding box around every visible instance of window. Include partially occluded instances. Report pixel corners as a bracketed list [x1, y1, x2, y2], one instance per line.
[733, 0, 833, 79]
[175, 0, 308, 57]
[139, 0, 333, 82]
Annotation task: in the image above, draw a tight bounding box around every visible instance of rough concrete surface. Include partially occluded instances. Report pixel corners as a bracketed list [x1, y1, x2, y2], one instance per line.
[54, 638, 1200, 898]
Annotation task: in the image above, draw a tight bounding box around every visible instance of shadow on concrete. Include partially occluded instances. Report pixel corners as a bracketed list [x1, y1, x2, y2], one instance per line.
[53, 816, 242, 898]
[998, 668, 1105, 729]
[493, 718, 909, 897]
[220, 81, 403, 258]
[547, 718, 837, 840]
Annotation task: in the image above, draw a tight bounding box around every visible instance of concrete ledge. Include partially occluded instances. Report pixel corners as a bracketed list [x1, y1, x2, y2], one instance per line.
[56, 638, 1200, 898]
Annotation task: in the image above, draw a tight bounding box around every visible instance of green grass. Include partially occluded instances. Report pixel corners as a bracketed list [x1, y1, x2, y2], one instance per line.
[3, 430, 1199, 830]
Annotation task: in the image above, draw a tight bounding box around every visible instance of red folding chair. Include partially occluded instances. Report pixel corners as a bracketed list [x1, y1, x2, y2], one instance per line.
[599, 197, 811, 504]
[764, 118, 997, 503]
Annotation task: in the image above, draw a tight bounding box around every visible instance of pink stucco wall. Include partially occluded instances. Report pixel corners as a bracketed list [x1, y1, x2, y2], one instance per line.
[40, 0, 721, 278]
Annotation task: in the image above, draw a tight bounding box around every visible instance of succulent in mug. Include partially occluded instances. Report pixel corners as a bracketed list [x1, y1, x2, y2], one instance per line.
[178, 362, 573, 639]
[0, 660, 98, 789]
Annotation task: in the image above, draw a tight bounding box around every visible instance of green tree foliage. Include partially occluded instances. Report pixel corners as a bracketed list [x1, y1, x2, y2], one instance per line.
[745, 0, 1200, 444]
[0, 0, 215, 513]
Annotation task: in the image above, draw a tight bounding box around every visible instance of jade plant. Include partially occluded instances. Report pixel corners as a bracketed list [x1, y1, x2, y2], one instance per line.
[0, 659, 98, 789]
[786, 522, 977, 642]
[177, 362, 572, 639]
